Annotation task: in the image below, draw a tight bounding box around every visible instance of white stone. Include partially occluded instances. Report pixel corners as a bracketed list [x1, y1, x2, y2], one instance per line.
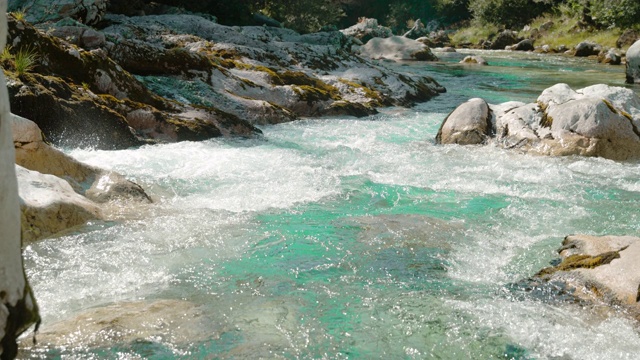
[358, 36, 436, 61]
[626, 40, 640, 84]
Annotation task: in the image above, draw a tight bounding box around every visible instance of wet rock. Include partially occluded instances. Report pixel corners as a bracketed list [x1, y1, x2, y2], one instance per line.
[599, 49, 621, 65]
[253, 12, 281, 28]
[437, 84, 640, 160]
[17, 165, 102, 242]
[8, 0, 107, 25]
[574, 41, 601, 57]
[6, 16, 260, 146]
[626, 40, 640, 84]
[535, 235, 640, 320]
[617, 29, 640, 49]
[23, 300, 209, 349]
[436, 98, 492, 145]
[12, 114, 152, 241]
[490, 30, 520, 50]
[459, 55, 487, 65]
[340, 18, 393, 43]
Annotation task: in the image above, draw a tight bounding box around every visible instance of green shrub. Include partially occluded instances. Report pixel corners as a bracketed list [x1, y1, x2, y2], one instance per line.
[468, 0, 552, 28]
[14, 47, 38, 75]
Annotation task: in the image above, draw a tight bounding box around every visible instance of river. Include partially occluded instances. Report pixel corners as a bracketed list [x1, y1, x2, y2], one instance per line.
[21, 50, 640, 359]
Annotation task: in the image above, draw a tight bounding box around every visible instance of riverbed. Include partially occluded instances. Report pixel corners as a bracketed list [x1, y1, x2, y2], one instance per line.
[21, 51, 640, 359]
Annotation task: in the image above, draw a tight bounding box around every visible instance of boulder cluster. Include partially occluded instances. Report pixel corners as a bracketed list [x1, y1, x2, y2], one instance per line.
[436, 83, 640, 161]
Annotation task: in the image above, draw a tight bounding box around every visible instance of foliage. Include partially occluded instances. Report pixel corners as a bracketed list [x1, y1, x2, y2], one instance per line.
[10, 10, 26, 21]
[261, 0, 346, 33]
[468, 0, 553, 28]
[449, 21, 499, 46]
[14, 47, 38, 75]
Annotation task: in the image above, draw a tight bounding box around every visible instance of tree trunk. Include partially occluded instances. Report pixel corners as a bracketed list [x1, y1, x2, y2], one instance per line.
[0, 1, 40, 358]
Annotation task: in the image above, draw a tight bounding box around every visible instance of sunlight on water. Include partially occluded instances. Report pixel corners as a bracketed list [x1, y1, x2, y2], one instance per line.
[21, 57, 640, 359]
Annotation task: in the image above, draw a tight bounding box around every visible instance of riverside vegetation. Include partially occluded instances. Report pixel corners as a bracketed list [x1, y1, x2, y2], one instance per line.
[1, 0, 640, 358]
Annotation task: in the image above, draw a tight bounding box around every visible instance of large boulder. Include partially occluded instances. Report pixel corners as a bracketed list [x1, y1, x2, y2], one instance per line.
[101, 14, 444, 119]
[535, 235, 640, 320]
[574, 41, 601, 57]
[436, 84, 640, 160]
[616, 29, 640, 49]
[490, 30, 520, 50]
[8, 0, 108, 25]
[5, 16, 260, 148]
[12, 114, 152, 241]
[0, 4, 39, 358]
[626, 40, 640, 84]
[340, 18, 393, 43]
[359, 36, 438, 61]
[435, 98, 492, 145]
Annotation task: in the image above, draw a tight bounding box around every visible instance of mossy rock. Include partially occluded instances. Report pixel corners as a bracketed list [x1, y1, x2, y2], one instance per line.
[7, 72, 144, 150]
[536, 250, 622, 277]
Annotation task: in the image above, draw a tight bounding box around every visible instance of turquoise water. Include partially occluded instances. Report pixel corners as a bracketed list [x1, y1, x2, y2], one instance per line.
[21, 52, 640, 359]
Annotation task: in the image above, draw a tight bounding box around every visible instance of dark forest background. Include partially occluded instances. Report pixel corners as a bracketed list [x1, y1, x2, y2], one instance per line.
[133, 0, 640, 34]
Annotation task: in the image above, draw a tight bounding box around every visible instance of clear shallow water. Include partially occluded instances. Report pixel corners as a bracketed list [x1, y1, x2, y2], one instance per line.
[21, 53, 640, 359]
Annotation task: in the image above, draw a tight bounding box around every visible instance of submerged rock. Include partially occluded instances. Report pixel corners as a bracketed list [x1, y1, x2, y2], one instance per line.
[23, 300, 209, 349]
[436, 84, 640, 161]
[535, 235, 640, 321]
[459, 55, 488, 65]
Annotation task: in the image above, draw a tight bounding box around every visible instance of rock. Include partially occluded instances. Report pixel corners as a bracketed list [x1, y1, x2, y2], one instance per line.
[540, 44, 551, 53]
[437, 84, 640, 160]
[17, 165, 101, 241]
[617, 29, 640, 49]
[340, 18, 393, 43]
[512, 38, 534, 51]
[102, 14, 443, 120]
[435, 98, 492, 145]
[23, 300, 209, 349]
[574, 41, 602, 57]
[539, 21, 554, 32]
[48, 25, 106, 50]
[459, 55, 487, 65]
[12, 114, 152, 241]
[0, 3, 39, 357]
[8, 0, 108, 25]
[490, 30, 520, 50]
[403, 19, 428, 40]
[535, 235, 640, 320]
[6, 16, 261, 147]
[626, 40, 640, 84]
[599, 49, 621, 65]
[253, 12, 282, 28]
[359, 36, 437, 61]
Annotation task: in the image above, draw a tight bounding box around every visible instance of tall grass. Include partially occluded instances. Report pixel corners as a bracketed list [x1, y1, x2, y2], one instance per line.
[14, 47, 38, 75]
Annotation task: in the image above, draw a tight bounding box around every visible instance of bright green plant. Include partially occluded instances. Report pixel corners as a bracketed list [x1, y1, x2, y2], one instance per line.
[10, 10, 26, 21]
[14, 47, 38, 75]
[0, 46, 13, 63]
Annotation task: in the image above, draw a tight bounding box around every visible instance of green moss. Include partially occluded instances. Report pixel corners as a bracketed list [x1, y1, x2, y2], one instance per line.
[537, 250, 621, 277]
[338, 78, 383, 103]
[293, 85, 341, 104]
[538, 101, 553, 128]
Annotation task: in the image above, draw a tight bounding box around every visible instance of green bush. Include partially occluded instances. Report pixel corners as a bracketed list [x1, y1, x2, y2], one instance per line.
[468, 0, 552, 28]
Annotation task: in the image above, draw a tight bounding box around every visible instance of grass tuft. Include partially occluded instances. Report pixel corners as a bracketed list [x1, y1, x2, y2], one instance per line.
[14, 47, 38, 75]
